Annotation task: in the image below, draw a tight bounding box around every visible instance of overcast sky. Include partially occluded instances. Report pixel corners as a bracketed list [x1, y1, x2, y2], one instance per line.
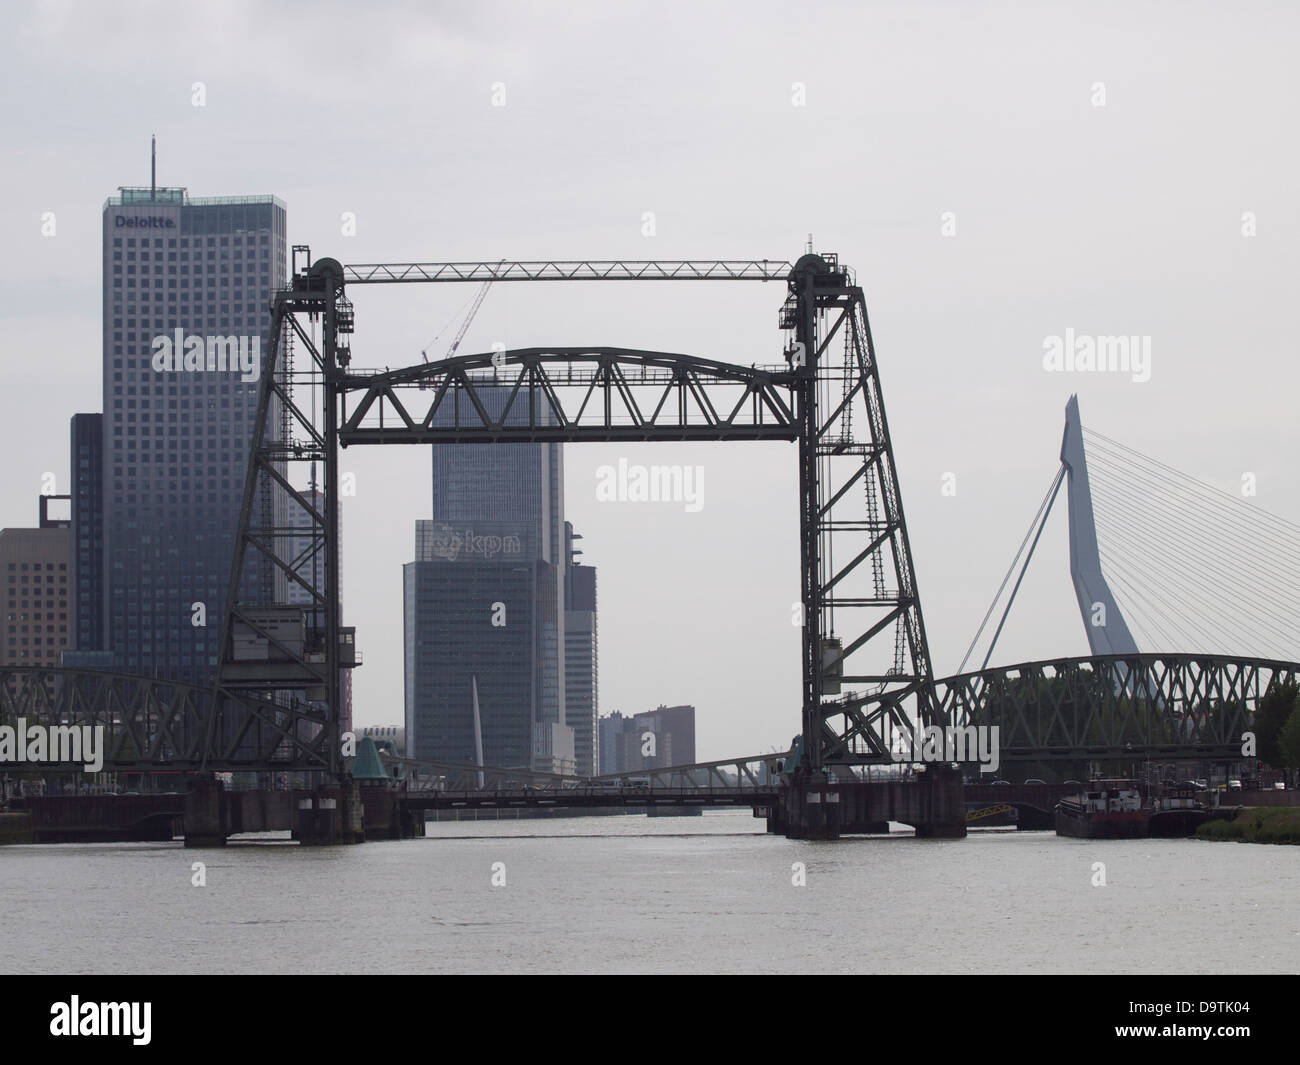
[3, 0, 1298, 761]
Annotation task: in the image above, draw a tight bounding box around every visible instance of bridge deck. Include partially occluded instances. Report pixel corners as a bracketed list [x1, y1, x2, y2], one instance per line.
[404, 787, 779, 811]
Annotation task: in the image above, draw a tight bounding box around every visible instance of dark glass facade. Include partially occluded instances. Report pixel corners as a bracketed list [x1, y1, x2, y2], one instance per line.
[407, 385, 573, 770]
[564, 523, 598, 776]
[100, 189, 286, 687]
[70, 413, 104, 656]
[403, 556, 539, 768]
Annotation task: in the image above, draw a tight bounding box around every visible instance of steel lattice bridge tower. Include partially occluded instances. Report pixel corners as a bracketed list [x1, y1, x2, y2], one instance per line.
[206, 249, 942, 778]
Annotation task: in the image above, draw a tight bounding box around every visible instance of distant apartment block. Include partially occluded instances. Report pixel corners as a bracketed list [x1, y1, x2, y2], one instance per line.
[634, 704, 696, 770]
[598, 704, 695, 775]
[1, 498, 73, 672]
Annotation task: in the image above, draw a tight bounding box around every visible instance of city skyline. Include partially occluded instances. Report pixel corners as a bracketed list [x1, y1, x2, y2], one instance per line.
[5, 4, 1298, 762]
[3, 1, 1299, 993]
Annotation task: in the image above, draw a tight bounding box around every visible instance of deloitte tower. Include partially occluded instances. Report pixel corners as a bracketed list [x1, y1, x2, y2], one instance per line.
[71, 159, 287, 688]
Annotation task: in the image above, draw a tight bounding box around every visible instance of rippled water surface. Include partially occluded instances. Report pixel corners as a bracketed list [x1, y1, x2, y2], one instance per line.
[1, 812, 1296, 974]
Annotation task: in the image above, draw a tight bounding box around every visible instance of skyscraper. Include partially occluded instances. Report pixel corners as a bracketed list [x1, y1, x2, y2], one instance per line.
[564, 522, 598, 777]
[598, 711, 637, 776]
[405, 385, 572, 771]
[68, 413, 105, 663]
[404, 524, 543, 769]
[99, 176, 286, 687]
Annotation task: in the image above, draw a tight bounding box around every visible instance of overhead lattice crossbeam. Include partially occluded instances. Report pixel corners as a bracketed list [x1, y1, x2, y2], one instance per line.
[336, 348, 802, 444]
[343, 260, 796, 284]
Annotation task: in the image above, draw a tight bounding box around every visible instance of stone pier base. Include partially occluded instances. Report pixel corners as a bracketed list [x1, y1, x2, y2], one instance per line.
[184, 774, 228, 848]
[295, 779, 365, 846]
[774, 766, 967, 840]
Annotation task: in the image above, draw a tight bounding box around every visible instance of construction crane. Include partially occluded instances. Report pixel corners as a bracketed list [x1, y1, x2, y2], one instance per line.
[420, 259, 502, 363]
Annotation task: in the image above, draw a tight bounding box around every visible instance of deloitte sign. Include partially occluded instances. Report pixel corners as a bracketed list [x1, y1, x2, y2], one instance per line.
[114, 214, 175, 229]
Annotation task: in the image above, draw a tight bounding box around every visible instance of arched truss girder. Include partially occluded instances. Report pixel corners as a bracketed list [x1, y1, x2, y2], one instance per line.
[933, 653, 1300, 761]
[336, 348, 802, 444]
[0, 668, 333, 773]
[387, 751, 788, 794]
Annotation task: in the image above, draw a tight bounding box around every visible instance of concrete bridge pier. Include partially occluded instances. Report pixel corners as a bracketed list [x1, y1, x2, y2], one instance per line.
[774, 766, 967, 839]
[907, 766, 967, 839]
[360, 787, 425, 840]
[294, 778, 365, 845]
[780, 772, 844, 840]
[184, 774, 228, 848]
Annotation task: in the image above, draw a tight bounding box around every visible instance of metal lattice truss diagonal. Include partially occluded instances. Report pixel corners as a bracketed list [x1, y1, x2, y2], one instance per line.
[0, 669, 331, 772]
[936, 654, 1300, 761]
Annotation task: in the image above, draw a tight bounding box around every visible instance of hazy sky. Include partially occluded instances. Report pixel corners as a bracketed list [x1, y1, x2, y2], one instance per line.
[3, 1, 1298, 761]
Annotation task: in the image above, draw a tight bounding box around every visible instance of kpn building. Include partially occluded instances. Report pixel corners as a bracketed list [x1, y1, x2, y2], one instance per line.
[72, 180, 286, 687]
[404, 386, 578, 775]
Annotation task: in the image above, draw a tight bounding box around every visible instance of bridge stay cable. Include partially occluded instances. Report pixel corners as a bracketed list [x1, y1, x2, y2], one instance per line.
[1082, 434, 1300, 661]
[958, 464, 1065, 675]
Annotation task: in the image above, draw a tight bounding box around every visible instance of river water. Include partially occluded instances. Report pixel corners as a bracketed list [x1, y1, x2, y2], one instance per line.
[1, 811, 1296, 974]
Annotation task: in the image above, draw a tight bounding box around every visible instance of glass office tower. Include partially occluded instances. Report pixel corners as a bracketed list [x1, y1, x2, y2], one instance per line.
[405, 385, 574, 771]
[100, 185, 286, 687]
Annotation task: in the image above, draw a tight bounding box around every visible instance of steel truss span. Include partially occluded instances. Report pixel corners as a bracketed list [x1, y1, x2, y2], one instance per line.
[934, 653, 1300, 762]
[390, 752, 786, 794]
[343, 260, 795, 284]
[0, 668, 332, 772]
[337, 348, 802, 444]
[8, 653, 1298, 774]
